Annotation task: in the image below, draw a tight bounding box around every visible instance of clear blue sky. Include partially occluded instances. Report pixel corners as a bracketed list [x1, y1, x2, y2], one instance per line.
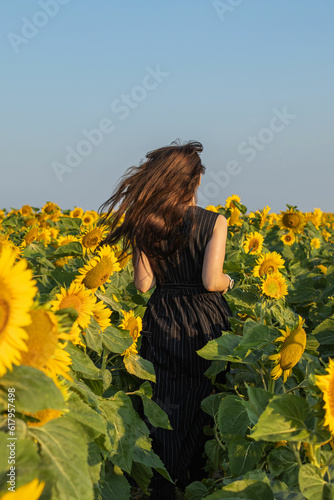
[1, 1, 333, 213]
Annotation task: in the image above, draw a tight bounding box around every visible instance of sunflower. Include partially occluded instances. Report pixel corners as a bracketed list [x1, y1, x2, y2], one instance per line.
[259, 205, 271, 228]
[0, 247, 37, 377]
[81, 224, 108, 255]
[82, 211, 98, 225]
[206, 205, 219, 213]
[281, 232, 296, 246]
[225, 194, 240, 210]
[261, 271, 288, 299]
[315, 358, 334, 435]
[54, 235, 79, 267]
[93, 300, 111, 331]
[0, 478, 45, 500]
[25, 408, 66, 427]
[20, 204, 34, 217]
[20, 308, 72, 383]
[304, 208, 323, 229]
[322, 229, 331, 242]
[253, 251, 285, 278]
[42, 202, 60, 215]
[317, 265, 327, 274]
[0, 235, 21, 259]
[25, 217, 38, 227]
[51, 282, 96, 329]
[115, 249, 132, 269]
[278, 208, 305, 233]
[120, 310, 142, 357]
[225, 195, 242, 226]
[311, 238, 321, 249]
[70, 207, 84, 219]
[74, 245, 121, 292]
[22, 227, 39, 246]
[243, 232, 264, 255]
[268, 316, 306, 382]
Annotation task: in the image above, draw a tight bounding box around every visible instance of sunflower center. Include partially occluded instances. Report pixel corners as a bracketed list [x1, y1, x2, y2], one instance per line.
[280, 329, 306, 370]
[0, 297, 10, 334]
[21, 310, 58, 370]
[260, 261, 276, 276]
[25, 228, 39, 244]
[328, 375, 334, 418]
[249, 239, 259, 251]
[126, 318, 140, 341]
[83, 257, 114, 289]
[82, 231, 100, 248]
[59, 295, 83, 314]
[285, 235, 292, 242]
[282, 213, 300, 228]
[265, 280, 279, 296]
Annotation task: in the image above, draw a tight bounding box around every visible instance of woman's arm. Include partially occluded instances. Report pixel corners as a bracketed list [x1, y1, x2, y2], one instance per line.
[202, 215, 231, 292]
[133, 248, 156, 293]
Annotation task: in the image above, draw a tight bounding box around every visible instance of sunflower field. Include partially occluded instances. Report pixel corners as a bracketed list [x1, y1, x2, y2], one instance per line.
[0, 198, 333, 500]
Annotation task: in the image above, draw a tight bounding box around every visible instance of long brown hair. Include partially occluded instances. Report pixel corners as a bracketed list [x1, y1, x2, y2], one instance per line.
[98, 139, 206, 284]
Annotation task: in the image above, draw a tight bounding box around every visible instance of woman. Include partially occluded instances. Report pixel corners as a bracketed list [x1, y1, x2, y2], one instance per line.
[99, 140, 233, 499]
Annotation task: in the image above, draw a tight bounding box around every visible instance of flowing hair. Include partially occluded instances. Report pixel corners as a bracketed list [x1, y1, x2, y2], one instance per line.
[97, 139, 206, 284]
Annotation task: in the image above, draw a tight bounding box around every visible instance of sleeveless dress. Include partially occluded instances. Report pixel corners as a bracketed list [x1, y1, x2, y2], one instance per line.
[140, 206, 232, 497]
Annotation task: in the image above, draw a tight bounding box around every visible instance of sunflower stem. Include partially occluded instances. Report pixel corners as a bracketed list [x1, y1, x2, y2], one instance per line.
[257, 362, 268, 391]
[214, 421, 226, 451]
[268, 377, 275, 394]
[321, 454, 334, 479]
[289, 443, 302, 468]
[101, 347, 109, 373]
[308, 443, 321, 468]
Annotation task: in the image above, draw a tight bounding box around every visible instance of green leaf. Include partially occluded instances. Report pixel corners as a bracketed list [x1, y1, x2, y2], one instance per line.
[268, 446, 299, 487]
[299, 464, 333, 500]
[65, 343, 102, 380]
[52, 241, 83, 258]
[99, 392, 137, 473]
[228, 437, 265, 476]
[244, 386, 274, 425]
[204, 360, 227, 380]
[102, 325, 133, 354]
[50, 268, 78, 288]
[84, 318, 103, 355]
[184, 481, 209, 499]
[57, 217, 82, 231]
[205, 479, 274, 499]
[250, 394, 310, 442]
[217, 395, 251, 444]
[0, 366, 65, 413]
[229, 288, 259, 308]
[205, 438, 223, 471]
[29, 417, 94, 500]
[201, 393, 227, 418]
[130, 462, 153, 494]
[100, 465, 131, 500]
[131, 382, 172, 429]
[234, 325, 277, 361]
[66, 392, 109, 441]
[0, 435, 48, 491]
[123, 353, 156, 382]
[197, 332, 241, 361]
[96, 291, 123, 313]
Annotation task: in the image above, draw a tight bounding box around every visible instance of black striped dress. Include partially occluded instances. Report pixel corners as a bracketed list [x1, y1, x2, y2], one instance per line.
[140, 206, 232, 497]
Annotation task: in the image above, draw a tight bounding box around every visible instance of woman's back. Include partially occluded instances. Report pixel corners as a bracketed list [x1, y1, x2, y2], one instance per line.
[155, 206, 220, 286]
